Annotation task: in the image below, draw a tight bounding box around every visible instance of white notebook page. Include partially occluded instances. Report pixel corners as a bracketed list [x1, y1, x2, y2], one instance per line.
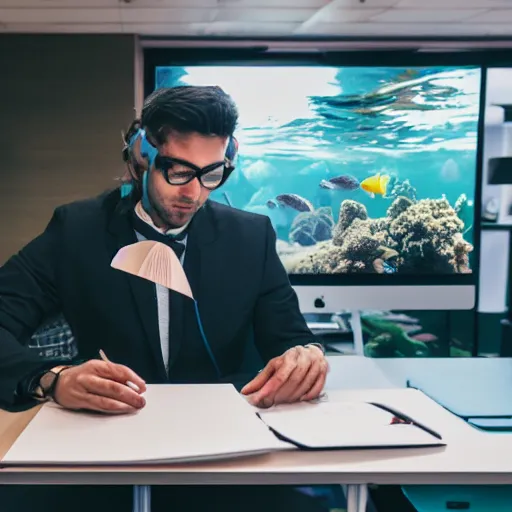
[258, 401, 443, 449]
[3, 384, 283, 465]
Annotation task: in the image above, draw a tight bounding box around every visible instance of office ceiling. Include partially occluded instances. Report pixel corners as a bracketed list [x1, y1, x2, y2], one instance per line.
[0, 0, 512, 38]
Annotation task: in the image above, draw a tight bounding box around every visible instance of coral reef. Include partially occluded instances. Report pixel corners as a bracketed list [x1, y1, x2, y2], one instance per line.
[281, 193, 473, 274]
[388, 197, 470, 274]
[332, 200, 368, 242]
[289, 206, 335, 246]
[387, 196, 414, 220]
[388, 178, 417, 202]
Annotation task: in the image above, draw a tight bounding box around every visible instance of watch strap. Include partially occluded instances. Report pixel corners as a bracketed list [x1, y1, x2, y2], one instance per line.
[32, 365, 71, 402]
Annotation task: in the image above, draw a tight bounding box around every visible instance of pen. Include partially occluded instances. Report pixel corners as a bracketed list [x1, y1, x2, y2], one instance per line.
[98, 349, 141, 392]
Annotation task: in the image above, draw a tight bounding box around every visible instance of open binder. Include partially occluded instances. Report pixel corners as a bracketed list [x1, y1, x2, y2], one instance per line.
[257, 400, 444, 450]
[2, 386, 445, 467]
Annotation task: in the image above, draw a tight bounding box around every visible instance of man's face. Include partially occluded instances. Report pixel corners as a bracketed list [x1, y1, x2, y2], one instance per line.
[147, 131, 228, 229]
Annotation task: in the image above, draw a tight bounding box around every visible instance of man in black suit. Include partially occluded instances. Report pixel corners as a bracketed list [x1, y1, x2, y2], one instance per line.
[0, 86, 329, 511]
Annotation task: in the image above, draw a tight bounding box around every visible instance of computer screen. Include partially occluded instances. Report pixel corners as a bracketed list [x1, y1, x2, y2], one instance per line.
[154, 64, 481, 278]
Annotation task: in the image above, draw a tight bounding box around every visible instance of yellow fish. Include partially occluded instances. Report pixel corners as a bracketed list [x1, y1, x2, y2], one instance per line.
[360, 173, 390, 198]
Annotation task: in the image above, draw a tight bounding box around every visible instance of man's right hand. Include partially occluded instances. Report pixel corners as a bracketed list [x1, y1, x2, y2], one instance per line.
[53, 360, 147, 414]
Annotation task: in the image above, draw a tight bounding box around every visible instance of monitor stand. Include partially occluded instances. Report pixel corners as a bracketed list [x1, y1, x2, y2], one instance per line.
[349, 310, 365, 356]
[306, 310, 365, 355]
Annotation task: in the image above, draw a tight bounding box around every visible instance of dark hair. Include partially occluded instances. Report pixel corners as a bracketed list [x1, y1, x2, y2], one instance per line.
[141, 85, 238, 145]
[119, 85, 239, 202]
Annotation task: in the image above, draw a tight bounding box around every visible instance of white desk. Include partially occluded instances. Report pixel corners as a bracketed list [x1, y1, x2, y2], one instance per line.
[325, 354, 512, 391]
[2, 356, 512, 512]
[2, 387, 512, 512]
[323, 356, 512, 510]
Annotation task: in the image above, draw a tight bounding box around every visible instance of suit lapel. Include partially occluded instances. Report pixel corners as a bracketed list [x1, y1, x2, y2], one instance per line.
[168, 202, 220, 373]
[106, 197, 167, 381]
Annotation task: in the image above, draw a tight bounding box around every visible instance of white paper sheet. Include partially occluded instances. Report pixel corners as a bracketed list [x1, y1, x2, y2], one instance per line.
[2, 384, 283, 465]
[258, 401, 444, 449]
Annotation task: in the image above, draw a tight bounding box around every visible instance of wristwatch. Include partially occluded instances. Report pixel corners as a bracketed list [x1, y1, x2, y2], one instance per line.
[31, 365, 70, 402]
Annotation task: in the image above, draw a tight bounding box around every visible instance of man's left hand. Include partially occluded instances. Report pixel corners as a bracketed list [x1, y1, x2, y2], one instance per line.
[240, 345, 329, 408]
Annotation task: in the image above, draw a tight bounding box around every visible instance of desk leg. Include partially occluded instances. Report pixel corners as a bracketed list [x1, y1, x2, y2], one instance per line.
[133, 485, 151, 512]
[357, 484, 368, 512]
[345, 484, 368, 512]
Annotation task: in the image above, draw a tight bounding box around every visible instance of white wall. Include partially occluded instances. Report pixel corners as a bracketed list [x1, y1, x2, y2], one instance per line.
[486, 69, 512, 107]
[478, 68, 512, 314]
[481, 124, 505, 206]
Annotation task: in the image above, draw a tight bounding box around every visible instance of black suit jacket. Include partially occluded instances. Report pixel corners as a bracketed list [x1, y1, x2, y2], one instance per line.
[0, 189, 316, 408]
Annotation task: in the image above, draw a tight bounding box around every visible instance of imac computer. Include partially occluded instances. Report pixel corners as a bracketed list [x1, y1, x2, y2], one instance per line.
[142, 47, 484, 350]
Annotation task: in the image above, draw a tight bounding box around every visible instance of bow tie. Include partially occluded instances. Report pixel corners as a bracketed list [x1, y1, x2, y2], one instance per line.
[131, 212, 186, 260]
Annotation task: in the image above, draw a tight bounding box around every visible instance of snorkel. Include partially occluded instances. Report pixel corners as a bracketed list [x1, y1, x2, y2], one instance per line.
[121, 127, 158, 214]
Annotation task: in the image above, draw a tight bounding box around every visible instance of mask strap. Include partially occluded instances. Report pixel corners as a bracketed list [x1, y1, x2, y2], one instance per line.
[120, 182, 133, 198]
[141, 170, 152, 213]
[225, 136, 238, 164]
[121, 126, 158, 209]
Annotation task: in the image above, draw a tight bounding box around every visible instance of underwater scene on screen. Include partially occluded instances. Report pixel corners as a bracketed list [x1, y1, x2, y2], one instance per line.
[156, 65, 480, 275]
